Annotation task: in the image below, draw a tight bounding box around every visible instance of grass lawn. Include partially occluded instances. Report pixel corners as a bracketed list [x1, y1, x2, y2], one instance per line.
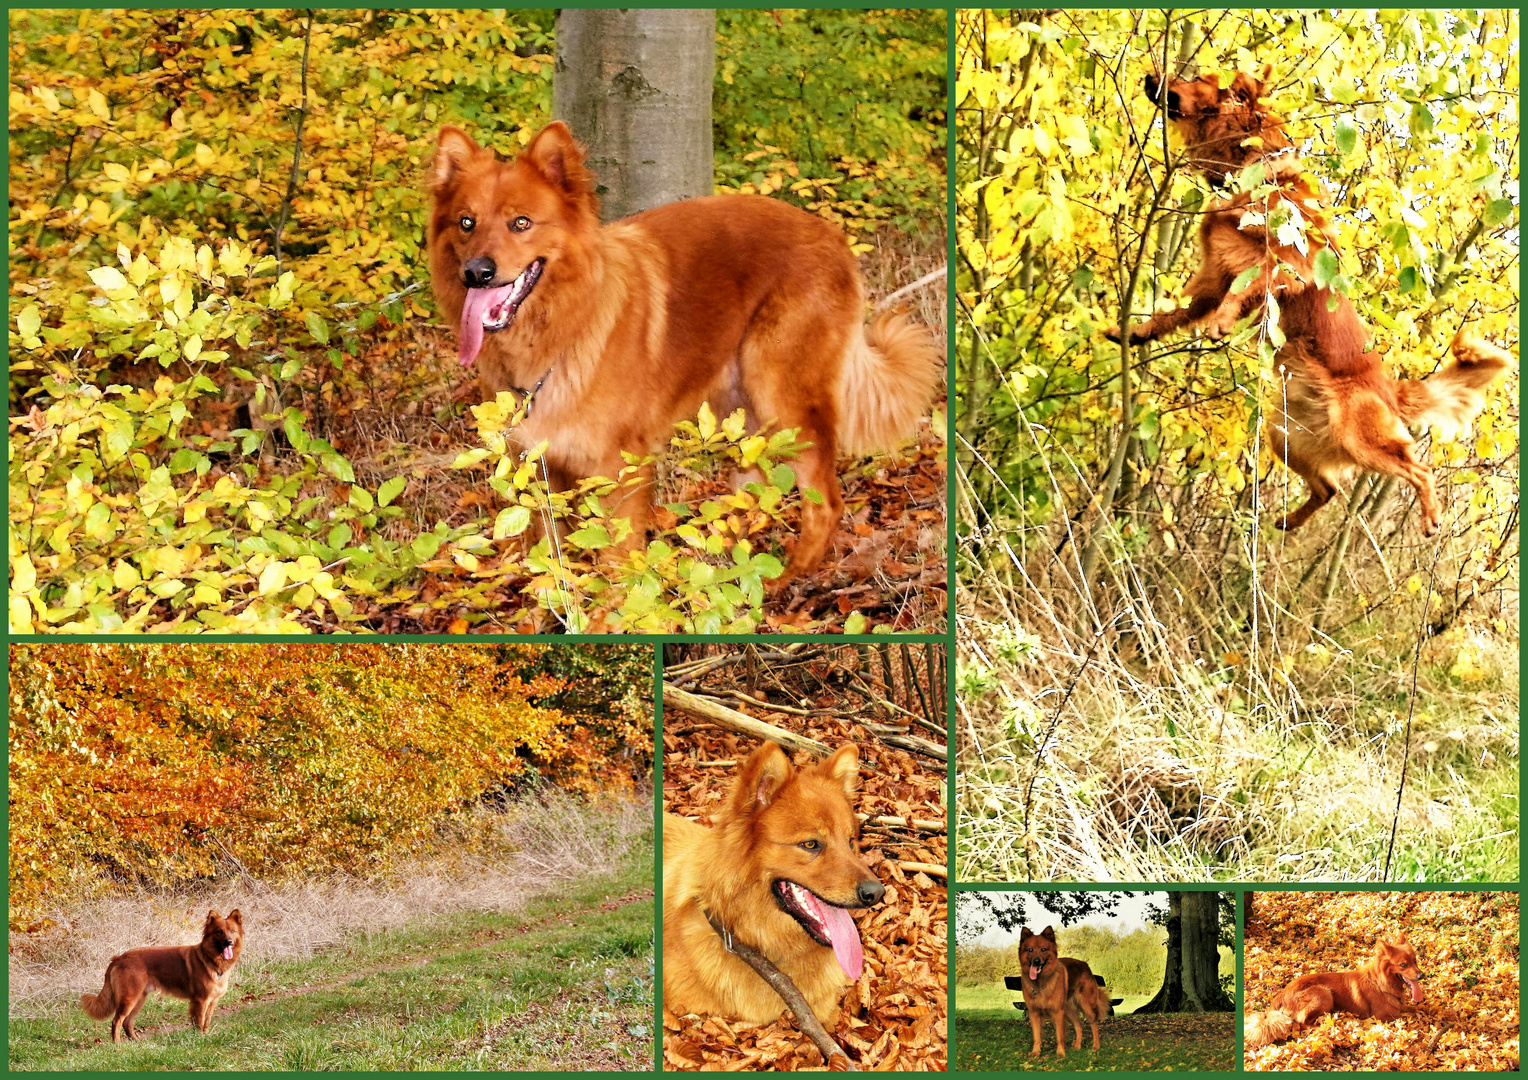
[956, 1007, 1235, 1072]
[9, 852, 654, 1071]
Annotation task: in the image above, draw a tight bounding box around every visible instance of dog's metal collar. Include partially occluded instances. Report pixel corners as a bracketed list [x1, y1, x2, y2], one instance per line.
[511, 366, 553, 418]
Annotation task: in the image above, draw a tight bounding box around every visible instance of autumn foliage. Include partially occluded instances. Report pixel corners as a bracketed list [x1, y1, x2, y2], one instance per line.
[1244, 891, 1520, 1071]
[8, 9, 947, 634]
[7, 643, 652, 928]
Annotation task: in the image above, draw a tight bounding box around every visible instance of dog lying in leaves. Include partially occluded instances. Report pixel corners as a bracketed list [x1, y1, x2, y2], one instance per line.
[1245, 933, 1424, 1048]
[1106, 66, 1511, 536]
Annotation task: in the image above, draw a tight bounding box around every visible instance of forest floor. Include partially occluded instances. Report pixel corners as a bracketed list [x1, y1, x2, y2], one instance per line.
[1244, 891, 1519, 1072]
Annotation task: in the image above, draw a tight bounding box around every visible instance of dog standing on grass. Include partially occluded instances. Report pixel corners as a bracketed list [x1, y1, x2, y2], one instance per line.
[1016, 925, 1111, 1057]
[80, 909, 245, 1042]
[1105, 66, 1512, 537]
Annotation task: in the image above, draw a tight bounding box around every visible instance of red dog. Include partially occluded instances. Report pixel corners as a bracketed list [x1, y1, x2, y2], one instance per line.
[1246, 933, 1423, 1047]
[80, 909, 245, 1042]
[428, 122, 941, 581]
[1108, 67, 1511, 536]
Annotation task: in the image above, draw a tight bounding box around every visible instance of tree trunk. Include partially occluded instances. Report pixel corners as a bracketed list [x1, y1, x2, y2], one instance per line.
[1137, 893, 1184, 1013]
[1136, 891, 1233, 1013]
[553, 9, 715, 221]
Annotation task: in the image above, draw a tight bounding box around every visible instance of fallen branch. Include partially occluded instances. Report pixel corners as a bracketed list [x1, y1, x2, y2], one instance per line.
[664, 686, 833, 758]
[704, 911, 856, 1071]
[859, 813, 946, 834]
[863, 722, 947, 762]
[897, 861, 947, 877]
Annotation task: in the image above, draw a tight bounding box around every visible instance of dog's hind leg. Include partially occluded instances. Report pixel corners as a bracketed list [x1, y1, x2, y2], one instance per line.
[1272, 443, 1338, 531]
[738, 291, 853, 584]
[1338, 395, 1442, 536]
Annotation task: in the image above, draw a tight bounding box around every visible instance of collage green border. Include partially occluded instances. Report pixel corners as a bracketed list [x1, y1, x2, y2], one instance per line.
[6, 3, 1523, 1078]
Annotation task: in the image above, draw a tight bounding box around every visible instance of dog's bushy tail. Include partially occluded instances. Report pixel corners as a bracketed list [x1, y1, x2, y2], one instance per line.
[1244, 1007, 1293, 1048]
[80, 980, 116, 1020]
[837, 310, 942, 456]
[1395, 332, 1513, 440]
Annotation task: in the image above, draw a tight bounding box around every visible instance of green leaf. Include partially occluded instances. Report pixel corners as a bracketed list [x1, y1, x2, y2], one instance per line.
[1229, 266, 1261, 295]
[282, 408, 310, 452]
[494, 505, 533, 538]
[377, 475, 406, 507]
[844, 611, 868, 634]
[1398, 265, 1418, 294]
[1408, 102, 1434, 136]
[1334, 116, 1357, 156]
[304, 310, 330, 344]
[411, 533, 442, 560]
[1313, 248, 1340, 290]
[1483, 198, 1514, 227]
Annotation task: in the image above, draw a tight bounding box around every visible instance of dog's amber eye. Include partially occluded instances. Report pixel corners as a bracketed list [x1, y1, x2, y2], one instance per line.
[510, 215, 532, 233]
[799, 839, 821, 852]
[459, 216, 475, 233]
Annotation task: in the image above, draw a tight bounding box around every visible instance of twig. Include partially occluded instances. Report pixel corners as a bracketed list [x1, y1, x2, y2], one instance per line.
[896, 861, 947, 877]
[704, 911, 856, 1070]
[874, 265, 947, 311]
[273, 10, 315, 274]
[863, 722, 947, 762]
[1383, 539, 1445, 881]
[858, 813, 945, 834]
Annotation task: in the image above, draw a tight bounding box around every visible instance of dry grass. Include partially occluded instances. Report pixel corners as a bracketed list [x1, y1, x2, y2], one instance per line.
[8, 790, 650, 1017]
[956, 441, 1518, 882]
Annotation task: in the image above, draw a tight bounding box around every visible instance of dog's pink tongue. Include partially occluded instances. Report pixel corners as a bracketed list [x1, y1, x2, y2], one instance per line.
[1029, 964, 1040, 981]
[1405, 975, 1422, 1003]
[222, 944, 234, 961]
[806, 893, 863, 980]
[458, 286, 508, 368]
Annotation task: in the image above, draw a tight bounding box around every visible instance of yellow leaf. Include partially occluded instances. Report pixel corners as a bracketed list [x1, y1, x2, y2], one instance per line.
[12, 554, 37, 593]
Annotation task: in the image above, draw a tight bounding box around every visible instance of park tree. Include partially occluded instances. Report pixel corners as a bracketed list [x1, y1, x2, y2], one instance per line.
[1136, 891, 1234, 1013]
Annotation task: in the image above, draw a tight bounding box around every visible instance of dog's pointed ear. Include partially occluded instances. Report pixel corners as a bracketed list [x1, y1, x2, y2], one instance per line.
[1020, 927, 1034, 942]
[228, 909, 243, 926]
[732, 742, 793, 814]
[204, 910, 220, 926]
[1042, 925, 1058, 942]
[1230, 70, 1265, 104]
[524, 121, 594, 197]
[432, 126, 482, 193]
[819, 744, 860, 799]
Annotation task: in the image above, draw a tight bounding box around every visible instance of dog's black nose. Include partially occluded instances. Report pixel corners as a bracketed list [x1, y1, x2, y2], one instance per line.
[1145, 74, 1162, 101]
[463, 257, 497, 288]
[858, 878, 885, 906]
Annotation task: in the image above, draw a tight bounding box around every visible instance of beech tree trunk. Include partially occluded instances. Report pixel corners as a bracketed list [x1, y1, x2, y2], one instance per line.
[1137, 891, 1233, 1013]
[552, 9, 715, 221]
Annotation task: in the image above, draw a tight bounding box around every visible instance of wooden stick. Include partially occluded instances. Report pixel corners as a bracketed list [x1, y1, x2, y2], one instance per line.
[859, 813, 946, 834]
[663, 686, 833, 758]
[704, 911, 856, 1071]
[863, 722, 947, 762]
[897, 861, 948, 877]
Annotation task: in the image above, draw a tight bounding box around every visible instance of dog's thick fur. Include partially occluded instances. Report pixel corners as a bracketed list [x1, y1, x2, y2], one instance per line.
[1017, 925, 1109, 1056]
[80, 909, 245, 1042]
[428, 122, 941, 579]
[1245, 934, 1423, 1048]
[662, 742, 886, 1026]
[1107, 68, 1511, 536]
